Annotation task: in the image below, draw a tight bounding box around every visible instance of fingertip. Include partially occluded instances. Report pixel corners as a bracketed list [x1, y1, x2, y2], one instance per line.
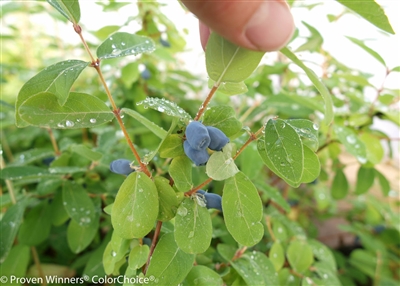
[199, 21, 210, 51]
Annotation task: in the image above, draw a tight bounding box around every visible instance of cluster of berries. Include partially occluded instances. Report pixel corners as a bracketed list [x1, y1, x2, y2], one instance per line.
[184, 121, 229, 166]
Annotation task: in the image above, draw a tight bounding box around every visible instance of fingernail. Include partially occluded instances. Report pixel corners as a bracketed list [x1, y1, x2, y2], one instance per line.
[245, 1, 294, 51]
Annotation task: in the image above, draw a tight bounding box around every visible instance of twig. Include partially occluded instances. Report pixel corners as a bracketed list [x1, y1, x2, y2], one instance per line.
[73, 24, 151, 177]
[232, 246, 247, 261]
[143, 221, 163, 274]
[31, 247, 47, 286]
[46, 128, 60, 156]
[194, 85, 219, 121]
[265, 216, 276, 242]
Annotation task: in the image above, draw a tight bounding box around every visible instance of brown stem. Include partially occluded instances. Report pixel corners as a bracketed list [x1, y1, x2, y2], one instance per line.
[74, 25, 151, 177]
[265, 216, 276, 241]
[232, 246, 247, 261]
[194, 85, 219, 121]
[185, 178, 213, 196]
[143, 221, 163, 274]
[31, 247, 47, 286]
[46, 128, 60, 156]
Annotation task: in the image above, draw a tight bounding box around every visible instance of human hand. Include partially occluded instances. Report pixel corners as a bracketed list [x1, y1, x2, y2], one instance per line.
[181, 0, 295, 52]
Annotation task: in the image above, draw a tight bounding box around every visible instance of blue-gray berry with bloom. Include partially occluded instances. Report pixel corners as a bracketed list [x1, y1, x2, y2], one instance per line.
[206, 126, 230, 151]
[197, 190, 222, 212]
[110, 159, 135, 176]
[185, 121, 211, 150]
[183, 141, 209, 166]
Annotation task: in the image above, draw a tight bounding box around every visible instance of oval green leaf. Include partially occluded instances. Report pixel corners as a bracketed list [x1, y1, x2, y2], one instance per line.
[301, 145, 320, 183]
[159, 134, 184, 158]
[183, 265, 223, 286]
[206, 32, 265, 84]
[222, 172, 263, 246]
[136, 97, 192, 123]
[202, 106, 242, 137]
[169, 155, 193, 192]
[206, 143, 239, 181]
[174, 197, 212, 254]
[286, 119, 319, 152]
[1, 245, 30, 280]
[331, 168, 349, 200]
[127, 244, 149, 270]
[334, 125, 367, 164]
[62, 181, 96, 226]
[146, 233, 195, 285]
[67, 213, 99, 253]
[19, 92, 114, 129]
[264, 119, 304, 185]
[270, 242, 285, 271]
[97, 32, 155, 60]
[154, 176, 180, 222]
[47, 0, 80, 24]
[355, 166, 375, 195]
[16, 60, 89, 127]
[287, 240, 314, 274]
[0, 199, 27, 263]
[111, 172, 159, 239]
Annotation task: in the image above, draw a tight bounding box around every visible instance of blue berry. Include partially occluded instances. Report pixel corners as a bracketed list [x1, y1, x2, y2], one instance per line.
[206, 126, 229, 151]
[159, 38, 171, 48]
[197, 190, 222, 211]
[184, 141, 209, 166]
[110, 159, 135, 176]
[141, 68, 151, 80]
[185, 121, 211, 150]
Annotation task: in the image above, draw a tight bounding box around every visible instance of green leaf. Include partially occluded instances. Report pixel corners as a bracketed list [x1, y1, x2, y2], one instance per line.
[346, 36, 386, 66]
[208, 79, 248, 95]
[280, 47, 334, 125]
[111, 172, 159, 239]
[127, 244, 149, 270]
[270, 242, 285, 271]
[308, 239, 337, 271]
[206, 32, 265, 84]
[62, 181, 96, 226]
[334, 125, 367, 164]
[206, 143, 239, 181]
[18, 201, 53, 246]
[50, 190, 69, 226]
[301, 145, 320, 183]
[202, 106, 242, 137]
[296, 21, 323, 52]
[255, 183, 291, 213]
[337, 0, 395, 34]
[359, 133, 384, 164]
[313, 261, 342, 286]
[71, 144, 102, 161]
[183, 265, 223, 286]
[0, 245, 30, 282]
[9, 148, 54, 166]
[0, 166, 60, 181]
[19, 92, 114, 129]
[136, 97, 192, 123]
[121, 108, 167, 139]
[287, 119, 319, 152]
[47, 0, 80, 24]
[287, 240, 314, 274]
[154, 176, 180, 221]
[16, 60, 89, 126]
[169, 155, 193, 192]
[264, 119, 304, 186]
[391, 66, 400, 72]
[331, 168, 349, 200]
[222, 172, 263, 246]
[97, 32, 155, 60]
[103, 232, 131, 275]
[355, 166, 375, 195]
[233, 251, 278, 286]
[146, 233, 195, 285]
[159, 134, 184, 158]
[375, 169, 390, 196]
[0, 199, 27, 263]
[174, 197, 212, 254]
[67, 213, 99, 253]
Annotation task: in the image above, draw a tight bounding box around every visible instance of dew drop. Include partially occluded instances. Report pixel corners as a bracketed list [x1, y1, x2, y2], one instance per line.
[139, 189, 143, 193]
[346, 135, 356, 144]
[121, 42, 125, 46]
[111, 251, 117, 257]
[112, 49, 121, 56]
[356, 155, 367, 164]
[157, 106, 165, 112]
[313, 123, 319, 130]
[57, 122, 65, 128]
[65, 120, 74, 127]
[111, 44, 116, 49]
[90, 118, 97, 124]
[177, 207, 188, 217]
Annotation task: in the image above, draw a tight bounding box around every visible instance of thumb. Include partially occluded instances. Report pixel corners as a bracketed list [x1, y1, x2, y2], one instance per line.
[182, 0, 294, 52]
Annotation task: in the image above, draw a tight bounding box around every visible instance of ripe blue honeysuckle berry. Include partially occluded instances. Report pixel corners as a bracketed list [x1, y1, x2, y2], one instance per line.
[206, 126, 230, 151]
[185, 121, 211, 150]
[183, 141, 209, 166]
[109, 159, 135, 176]
[197, 190, 222, 212]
